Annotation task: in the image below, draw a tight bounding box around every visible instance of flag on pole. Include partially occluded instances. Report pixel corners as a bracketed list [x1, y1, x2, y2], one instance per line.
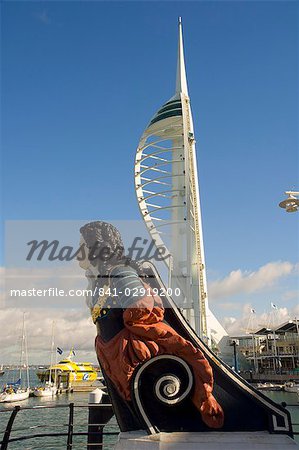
[271, 302, 278, 310]
[57, 347, 63, 355]
[251, 308, 256, 314]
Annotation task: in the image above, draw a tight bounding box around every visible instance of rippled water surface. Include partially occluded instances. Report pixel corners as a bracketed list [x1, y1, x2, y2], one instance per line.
[0, 369, 119, 449]
[0, 370, 298, 449]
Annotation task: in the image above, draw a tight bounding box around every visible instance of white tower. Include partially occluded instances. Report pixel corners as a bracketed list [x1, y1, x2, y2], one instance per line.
[135, 19, 227, 346]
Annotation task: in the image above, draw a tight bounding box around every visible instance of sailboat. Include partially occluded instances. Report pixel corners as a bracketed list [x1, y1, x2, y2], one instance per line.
[33, 381, 56, 397]
[33, 322, 57, 397]
[0, 365, 4, 376]
[0, 314, 30, 403]
[283, 382, 299, 393]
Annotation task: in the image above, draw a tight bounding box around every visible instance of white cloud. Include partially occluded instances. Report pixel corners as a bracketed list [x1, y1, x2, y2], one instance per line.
[209, 261, 296, 300]
[218, 302, 242, 311]
[282, 290, 299, 301]
[33, 10, 51, 25]
[3, 263, 87, 309]
[0, 264, 98, 364]
[223, 303, 296, 336]
[0, 307, 97, 365]
[1, 260, 297, 364]
[222, 316, 237, 330]
[291, 304, 299, 317]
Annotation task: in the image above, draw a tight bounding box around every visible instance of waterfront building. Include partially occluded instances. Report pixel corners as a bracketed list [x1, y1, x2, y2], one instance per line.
[230, 319, 299, 377]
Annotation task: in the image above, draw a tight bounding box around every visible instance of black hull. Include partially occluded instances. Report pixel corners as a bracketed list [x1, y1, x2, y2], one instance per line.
[101, 262, 293, 438]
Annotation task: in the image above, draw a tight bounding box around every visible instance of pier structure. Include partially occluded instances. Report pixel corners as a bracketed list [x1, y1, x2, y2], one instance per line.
[231, 318, 299, 381]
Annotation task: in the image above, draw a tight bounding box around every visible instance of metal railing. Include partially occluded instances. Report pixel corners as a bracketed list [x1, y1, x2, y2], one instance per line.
[279, 402, 299, 437]
[1, 402, 299, 448]
[0, 402, 117, 449]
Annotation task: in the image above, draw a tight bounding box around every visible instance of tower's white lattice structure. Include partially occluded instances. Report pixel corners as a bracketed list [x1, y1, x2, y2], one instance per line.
[135, 19, 227, 346]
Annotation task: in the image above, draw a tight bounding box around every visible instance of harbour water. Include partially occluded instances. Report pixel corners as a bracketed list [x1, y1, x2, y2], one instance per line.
[0, 369, 119, 449]
[0, 369, 298, 449]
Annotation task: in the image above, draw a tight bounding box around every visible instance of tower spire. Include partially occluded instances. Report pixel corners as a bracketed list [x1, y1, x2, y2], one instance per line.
[175, 17, 188, 95]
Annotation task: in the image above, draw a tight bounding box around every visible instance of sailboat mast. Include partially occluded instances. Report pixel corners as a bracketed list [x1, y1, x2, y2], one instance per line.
[19, 313, 29, 388]
[19, 313, 25, 382]
[49, 321, 55, 385]
[54, 347, 58, 388]
[24, 315, 30, 389]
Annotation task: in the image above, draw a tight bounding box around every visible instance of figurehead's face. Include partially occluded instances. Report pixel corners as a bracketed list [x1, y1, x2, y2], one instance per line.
[78, 235, 102, 276]
[77, 236, 91, 270]
[79, 221, 125, 275]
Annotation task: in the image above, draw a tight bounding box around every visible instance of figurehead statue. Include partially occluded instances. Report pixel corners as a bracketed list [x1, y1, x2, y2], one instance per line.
[79, 221, 225, 433]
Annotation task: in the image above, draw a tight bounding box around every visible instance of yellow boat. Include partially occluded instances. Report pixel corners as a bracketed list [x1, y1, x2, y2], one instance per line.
[37, 350, 98, 391]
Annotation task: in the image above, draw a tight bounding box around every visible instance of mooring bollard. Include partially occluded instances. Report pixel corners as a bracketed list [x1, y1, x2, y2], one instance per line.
[87, 387, 115, 449]
[87, 388, 104, 449]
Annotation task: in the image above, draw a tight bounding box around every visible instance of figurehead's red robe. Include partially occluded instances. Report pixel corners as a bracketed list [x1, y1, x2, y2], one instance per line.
[95, 286, 224, 429]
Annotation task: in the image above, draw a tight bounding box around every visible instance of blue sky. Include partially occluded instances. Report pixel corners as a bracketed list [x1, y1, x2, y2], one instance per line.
[1, 1, 298, 362]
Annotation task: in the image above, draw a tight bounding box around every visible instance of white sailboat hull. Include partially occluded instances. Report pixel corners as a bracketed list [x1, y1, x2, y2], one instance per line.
[284, 384, 299, 393]
[0, 389, 29, 403]
[33, 387, 56, 397]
